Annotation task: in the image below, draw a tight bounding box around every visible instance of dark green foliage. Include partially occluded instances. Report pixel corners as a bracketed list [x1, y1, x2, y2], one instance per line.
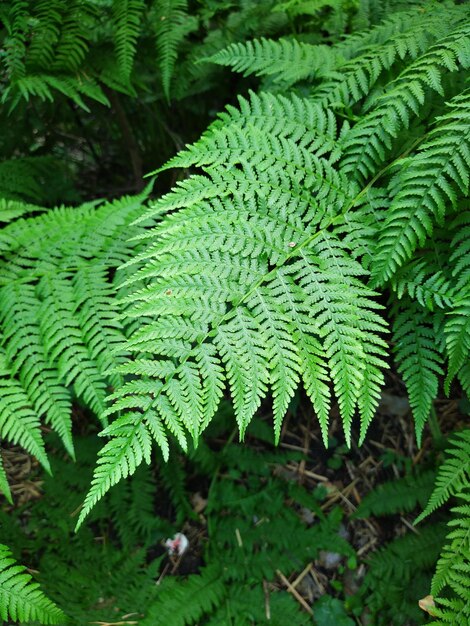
[0, 422, 354, 625]
[355, 469, 435, 518]
[361, 523, 448, 625]
[415, 430, 470, 625]
[0, 0, 301, 199]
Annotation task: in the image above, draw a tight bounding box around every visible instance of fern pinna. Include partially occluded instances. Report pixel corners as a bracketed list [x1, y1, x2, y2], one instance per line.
[75, 1, 470, 526]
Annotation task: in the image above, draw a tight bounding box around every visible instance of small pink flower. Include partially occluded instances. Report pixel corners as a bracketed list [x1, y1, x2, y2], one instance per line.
[165, 532, 189, 556]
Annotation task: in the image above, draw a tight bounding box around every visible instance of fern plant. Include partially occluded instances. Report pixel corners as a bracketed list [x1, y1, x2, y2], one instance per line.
[72, 1, 470, 527]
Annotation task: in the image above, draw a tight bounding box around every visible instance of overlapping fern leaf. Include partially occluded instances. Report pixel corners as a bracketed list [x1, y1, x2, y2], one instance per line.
[0, 543, 65, 624]
[372, 88, 470, 285]
[207, 37, 341, 89]
[0, 190, 153, 500]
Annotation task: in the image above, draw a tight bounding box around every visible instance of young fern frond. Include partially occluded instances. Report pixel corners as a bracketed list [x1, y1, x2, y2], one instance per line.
[0, 544, 65, 625]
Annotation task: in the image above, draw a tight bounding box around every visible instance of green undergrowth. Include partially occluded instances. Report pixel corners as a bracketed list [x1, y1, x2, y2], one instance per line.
[0, 410, 347, 625]
[2, 406, 464, 626]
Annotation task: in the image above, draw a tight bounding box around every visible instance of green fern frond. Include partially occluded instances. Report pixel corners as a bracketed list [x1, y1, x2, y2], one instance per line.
[38, 273, 108, 420]
[365, 522, 447, 583]
[0, 450, 12, 504]
[392, 301, 443, 445]
[0, 198, 44, 224]
[207, 37, 340, 87]
[363, 520, 448, 625]
[444, 299, 470, 393]
[432, 498, 470, 595]
[390, 259, 454, 312]
[449, 212, 470, 293]
[341, 18, 470, 182]
[0, 157, 67, 204]
[0, 350, 50, 473]
[415, 430, 470, 523]
[2, 72, 109, 112]
[112, 0, 144, 82]
[372, 88, 470, 284]
[51, 0, 95, 72]
[77, 412, 154, 529]
[72, 265, 126, 389]
[153, 0, 196, 100]
[0, 282, 74, 457]
[25, 0, 63, 69]
[108, 464, 159, 547]
[78, 90, 390, 524]
[141, 566, 226, 626]
[431, 597, 470, 626]
[0, 543, 65, 624]
[0, 191, 152, 476]
[314, 5, 462, 110]
[1, 0, 28, 80]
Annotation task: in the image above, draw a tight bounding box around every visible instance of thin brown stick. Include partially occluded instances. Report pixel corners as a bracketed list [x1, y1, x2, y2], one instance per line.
[276, 570, 313, 615]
